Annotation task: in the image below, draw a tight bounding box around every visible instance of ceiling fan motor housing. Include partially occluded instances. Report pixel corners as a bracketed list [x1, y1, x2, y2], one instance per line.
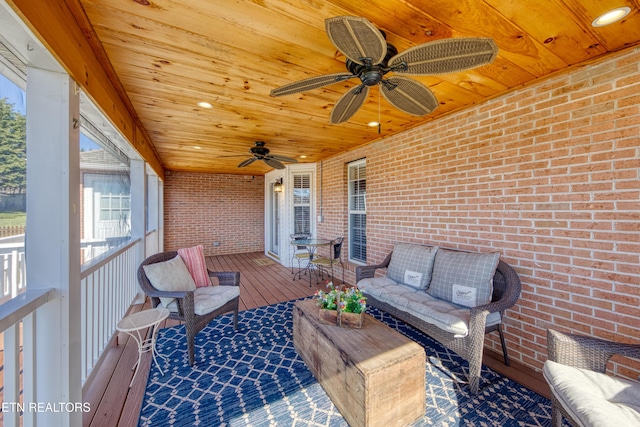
[250, 141, 270, 157]
[346, 42, 399, 86]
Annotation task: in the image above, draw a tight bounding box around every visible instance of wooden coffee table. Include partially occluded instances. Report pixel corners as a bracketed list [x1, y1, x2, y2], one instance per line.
[292, 299, 426, 427]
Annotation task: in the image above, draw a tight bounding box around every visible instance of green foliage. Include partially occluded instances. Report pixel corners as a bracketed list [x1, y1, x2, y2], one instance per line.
[339, 286, 367, 314]
[0, 97, 27, 194]
[315, 282, 339, 310]
[0, 211, 26, 227]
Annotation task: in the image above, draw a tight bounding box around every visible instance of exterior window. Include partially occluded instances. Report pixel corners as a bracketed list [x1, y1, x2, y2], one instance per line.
[292, 173, 311, 235]
[348, 160, 366, 263]
[80, 129, 131, 263]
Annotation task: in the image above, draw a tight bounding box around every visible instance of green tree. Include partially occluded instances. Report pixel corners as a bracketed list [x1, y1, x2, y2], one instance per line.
[0, 97, 26, 194]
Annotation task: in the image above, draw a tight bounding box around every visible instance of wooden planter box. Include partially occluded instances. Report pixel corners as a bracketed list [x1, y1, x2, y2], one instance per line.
[318, 308, 338, 325]
[339, 311, 363, 328]
[293, 299, 426, 427]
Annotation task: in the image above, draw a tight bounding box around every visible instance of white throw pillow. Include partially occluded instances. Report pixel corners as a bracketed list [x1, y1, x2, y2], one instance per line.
[143, 254, 196, 307]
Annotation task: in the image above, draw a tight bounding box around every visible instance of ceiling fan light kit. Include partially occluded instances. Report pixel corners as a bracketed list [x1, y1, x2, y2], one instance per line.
[271, 15, 498, 125]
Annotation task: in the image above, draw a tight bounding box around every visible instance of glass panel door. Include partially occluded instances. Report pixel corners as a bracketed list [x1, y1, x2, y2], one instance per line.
[268, 182, 280, 256]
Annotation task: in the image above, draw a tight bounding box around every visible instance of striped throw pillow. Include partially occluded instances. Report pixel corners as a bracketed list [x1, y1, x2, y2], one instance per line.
[178, 245, 210, 288]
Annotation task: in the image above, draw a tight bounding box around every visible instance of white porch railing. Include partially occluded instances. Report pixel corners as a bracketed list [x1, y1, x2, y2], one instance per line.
[0, 288, 56, 427]
[0, 236, 144, 426]
[80, 238, 141, 385]
[0, 243, 27, 305]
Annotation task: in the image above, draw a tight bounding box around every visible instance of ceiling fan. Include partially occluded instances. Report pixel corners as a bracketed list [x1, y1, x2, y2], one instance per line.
[237, 141, 298, 170]
[271, 16, 498, 124]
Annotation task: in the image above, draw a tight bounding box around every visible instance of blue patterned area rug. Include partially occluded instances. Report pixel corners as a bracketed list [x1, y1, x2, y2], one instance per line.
[139, 299, 555, 426]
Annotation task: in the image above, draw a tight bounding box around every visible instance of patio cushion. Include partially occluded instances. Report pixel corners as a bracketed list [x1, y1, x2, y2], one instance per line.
[178, 245, 210, 288]
[543, 360, 640, 427]
[358, 277, 501, 336]
[387, 244, 439, 290]
[166, 285, 240, 316]
[427, 249, 500, 308]
[142, 254, 196, 307]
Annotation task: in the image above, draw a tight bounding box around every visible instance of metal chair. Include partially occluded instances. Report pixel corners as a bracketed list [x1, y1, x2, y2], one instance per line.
[310, 237, 344, 284]
[290, 233, 311, 275]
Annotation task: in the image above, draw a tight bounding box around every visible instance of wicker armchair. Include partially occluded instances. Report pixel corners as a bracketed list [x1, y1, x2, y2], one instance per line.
[356, 250, 521, 395]
[544, 329, 640, 427]
[137, 251, 240, 365]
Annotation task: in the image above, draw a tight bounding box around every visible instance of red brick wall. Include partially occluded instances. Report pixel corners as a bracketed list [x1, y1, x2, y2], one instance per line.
[163, 172, 264, 255]
[317, 46, 640, 377]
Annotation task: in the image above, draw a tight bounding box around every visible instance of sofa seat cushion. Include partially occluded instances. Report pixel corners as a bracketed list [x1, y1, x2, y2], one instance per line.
[543, 360, 640, 427]
[166, 285, 240, 316]
[387, 244, 439, 290]
[358, 277, 501, 337]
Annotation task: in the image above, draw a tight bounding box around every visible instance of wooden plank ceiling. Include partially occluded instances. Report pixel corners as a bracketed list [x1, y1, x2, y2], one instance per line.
[76, 0, 640, 174]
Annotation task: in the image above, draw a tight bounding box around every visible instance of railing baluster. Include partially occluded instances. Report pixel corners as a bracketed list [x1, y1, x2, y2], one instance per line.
[23, 311, 36, 427]
[3, 323, 21, 427]
[10, 250, 18, 298]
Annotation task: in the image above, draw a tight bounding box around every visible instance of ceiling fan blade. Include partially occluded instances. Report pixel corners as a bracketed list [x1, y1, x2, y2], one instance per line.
[263, 158, 285, 169]
[271, 73, 355, 97]
[330, 85, 369, 124]
[325, 16, 387, 66]
[389, 38, 498, 75]
[268, 154, 298, 163]
[381, 77, 439, 116]
[238, 157, 257, 168]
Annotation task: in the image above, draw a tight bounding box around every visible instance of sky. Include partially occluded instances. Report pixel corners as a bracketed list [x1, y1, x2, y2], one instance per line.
[0, 73, 25, 114]
[0, 73, 99, 151]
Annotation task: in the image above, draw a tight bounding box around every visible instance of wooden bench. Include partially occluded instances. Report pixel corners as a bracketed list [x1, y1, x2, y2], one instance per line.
[292, 299, 426, 427]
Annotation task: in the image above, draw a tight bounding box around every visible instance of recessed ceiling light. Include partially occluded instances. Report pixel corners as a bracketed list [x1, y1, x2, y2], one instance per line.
[299, 155, 307, 158]
[193, 146, 202, 150]
[592, 7, 631, 27]
[367, 121, 379, 127]
[197, 101, 213, 109]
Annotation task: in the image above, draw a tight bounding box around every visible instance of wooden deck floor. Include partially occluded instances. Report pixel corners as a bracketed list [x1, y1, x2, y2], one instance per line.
[82, 251, 549, 427]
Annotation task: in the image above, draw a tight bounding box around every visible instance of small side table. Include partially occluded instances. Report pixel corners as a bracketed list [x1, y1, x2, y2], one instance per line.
[116, 307, 170, 387]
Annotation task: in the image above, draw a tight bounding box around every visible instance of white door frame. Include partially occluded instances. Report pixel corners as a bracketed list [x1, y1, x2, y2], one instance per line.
[264, 163, 317, 267]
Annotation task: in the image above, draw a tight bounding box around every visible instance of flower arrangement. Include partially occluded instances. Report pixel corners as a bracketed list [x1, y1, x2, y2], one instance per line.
[314, 282, 366, 314]
[339, 286, 367, 314]
[314, 282, 340, 310]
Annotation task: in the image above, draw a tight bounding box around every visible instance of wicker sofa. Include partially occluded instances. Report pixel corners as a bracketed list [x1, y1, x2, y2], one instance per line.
[356, 243, 521, 395]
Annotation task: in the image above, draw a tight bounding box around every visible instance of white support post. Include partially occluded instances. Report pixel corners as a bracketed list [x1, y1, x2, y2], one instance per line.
[130, 159, 146, 303]
[158, 179, 164, 252]
[147, 172, 159, 254]
[25, 67, 82, 426]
